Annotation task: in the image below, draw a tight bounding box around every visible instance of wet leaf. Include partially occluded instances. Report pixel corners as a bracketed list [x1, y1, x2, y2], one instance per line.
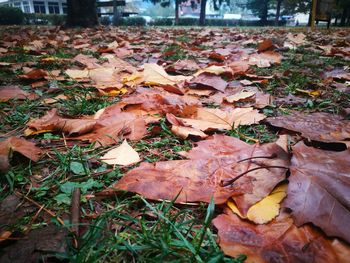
[284, 142, 350, 243]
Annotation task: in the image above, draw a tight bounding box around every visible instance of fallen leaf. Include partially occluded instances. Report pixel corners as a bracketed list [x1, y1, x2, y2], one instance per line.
[258, 39, 274, 52]
[213, 209, 347, 263]
[169, 107, 266, 133]
[101, 140, 140, 166]
[113, 135, 289, 208]
[26, 109, 97, 135]
[284, 142, 350, 243]
[18, 69, 48, 80]
[267, 112, 350, 142]
[0, 86, 37, 102]
[142, 63, 192, 86]
[228, 183, 287, 224]
[0, 137, 43, 172]
[225, 91, 256, 103]
[189, 73, 227, 92]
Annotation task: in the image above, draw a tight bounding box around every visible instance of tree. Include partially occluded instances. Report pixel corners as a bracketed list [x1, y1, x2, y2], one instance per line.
[275, 0, 283, 25]
[247, 0, 271, 25]
[66, 0, 98, 27]
[199, 0, 207, 26]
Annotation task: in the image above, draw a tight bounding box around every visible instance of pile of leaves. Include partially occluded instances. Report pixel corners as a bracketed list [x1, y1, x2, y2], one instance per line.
[0, 25, 349, 262]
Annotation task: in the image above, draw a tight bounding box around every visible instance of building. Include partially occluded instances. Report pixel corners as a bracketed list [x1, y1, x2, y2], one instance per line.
[0, 0, 67, 14]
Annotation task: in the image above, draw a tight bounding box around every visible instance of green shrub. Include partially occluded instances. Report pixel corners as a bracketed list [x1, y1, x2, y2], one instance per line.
[24, 13, 66, 25]
[0, 6, 24, 25]
[150, 18, 173, 26]
[100, 16, 111, 26]
[205, 18, 238, 26]
[177, 17, 198, 26]
[119, 17, 146, 26]
[49, 14, 66, 26]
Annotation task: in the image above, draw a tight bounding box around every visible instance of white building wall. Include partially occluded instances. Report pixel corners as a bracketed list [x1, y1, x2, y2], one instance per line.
[3, 0, 66, 14]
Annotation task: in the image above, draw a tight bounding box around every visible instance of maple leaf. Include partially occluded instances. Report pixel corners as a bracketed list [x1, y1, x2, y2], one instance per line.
[267, 112, 350, 143]
[284, 142, 350, 243]
[213, 209, 349, 263]
[113, 135, 289, 208]
[0, 137, 43, 172]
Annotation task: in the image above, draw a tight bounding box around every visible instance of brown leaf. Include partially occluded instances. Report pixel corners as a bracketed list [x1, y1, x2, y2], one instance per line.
[284, 142, 350, 243]
[113, 135, 289, 208]
[0, 86, 37, 102]
[170, 107, 266, 132]
[18, 69, 48, 80]
[213, 209, 347, 263]
[267, 112, 350, 142]
[258, 39, 274, 52]
[189, 73, 227, 92]
[0, 137, 43, 172]
[27, 109, 97, 136]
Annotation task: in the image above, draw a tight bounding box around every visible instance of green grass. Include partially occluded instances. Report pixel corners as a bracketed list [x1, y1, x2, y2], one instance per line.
[162, 44, 188, 61]
[61, 196, 247, 263]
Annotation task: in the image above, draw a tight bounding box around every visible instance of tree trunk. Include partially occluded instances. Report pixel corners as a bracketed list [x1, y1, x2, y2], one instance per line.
[275, 0, 282, 26]
[340, 6, 347, 26]
[66, 0, 98, 27]
[113, 0, 121, 26]
[260, 0, 268, 25]
[175, 0, 179, 25]
[199, 0, 207, 26]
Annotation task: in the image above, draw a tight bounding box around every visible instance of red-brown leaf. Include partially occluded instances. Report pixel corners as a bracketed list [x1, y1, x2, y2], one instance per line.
[284, 142, 350, 243]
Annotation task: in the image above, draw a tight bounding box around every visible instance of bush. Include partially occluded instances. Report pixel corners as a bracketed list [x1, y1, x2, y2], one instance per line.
[24, 13, 66, 25]
[177, 17, 198, 26]
[0, 6, 24, 25]
[150, 18, 173, 26]
[205, 19, 238, 27]
[49, 14, 66, 26]
[119, 17, 146, 26]
[100, 16, 111, 26]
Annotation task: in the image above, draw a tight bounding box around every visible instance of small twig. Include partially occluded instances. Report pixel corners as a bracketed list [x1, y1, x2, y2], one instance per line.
[14, 191, 65, 226]
[24, 205, 44, 235]
[237, 153, 277, 163]
[70, 188, 81, 248]
[221, 165, 289, 187]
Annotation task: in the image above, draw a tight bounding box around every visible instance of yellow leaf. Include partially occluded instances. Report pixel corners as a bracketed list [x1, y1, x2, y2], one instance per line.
[24, 127, 53, 136]
[295, 88, 321, 97]
[100, 140, 140, 166]
[228, 183, 287, 224]
[227, 200, 246, 218]
[142, 63, 192, 86]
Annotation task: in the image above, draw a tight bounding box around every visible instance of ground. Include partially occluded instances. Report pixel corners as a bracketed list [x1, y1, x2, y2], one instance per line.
[0, 26, 349, 262]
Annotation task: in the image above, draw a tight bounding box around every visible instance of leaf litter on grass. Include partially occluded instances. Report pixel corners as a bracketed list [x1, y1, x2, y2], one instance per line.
[0, 26, 350, 262]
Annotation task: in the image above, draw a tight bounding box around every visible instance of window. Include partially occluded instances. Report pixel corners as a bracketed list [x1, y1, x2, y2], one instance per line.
[62, 3, 67, 14]
[48, 2, 59, 14]
[13, 2, 21, 9]
[34, 1, 46, 13]
[23, 1, 30, 13]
